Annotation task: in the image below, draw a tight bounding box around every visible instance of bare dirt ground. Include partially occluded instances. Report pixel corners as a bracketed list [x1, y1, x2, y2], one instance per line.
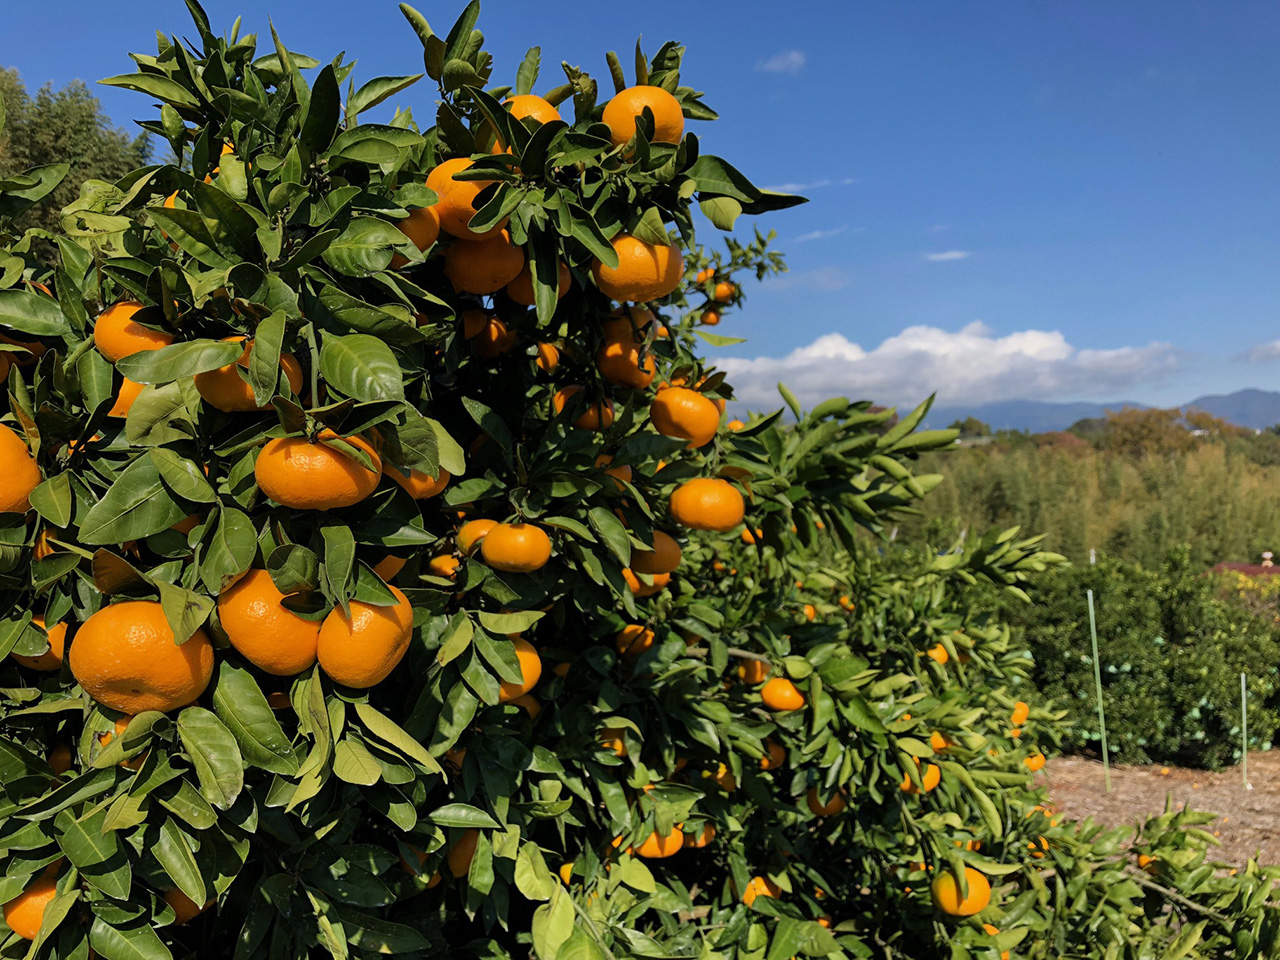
[1040, 752, 1280, 866]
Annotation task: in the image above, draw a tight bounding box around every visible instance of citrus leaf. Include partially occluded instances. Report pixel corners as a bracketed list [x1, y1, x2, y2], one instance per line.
[155, 816, 206, 906]
[79, 456, 187, 545]
[427, 803, 499, 829]
[177, 707, 244, 810]
[212, 662, 300, 775]
[319, 333, 405, 402]
[58, 807, 130, 900]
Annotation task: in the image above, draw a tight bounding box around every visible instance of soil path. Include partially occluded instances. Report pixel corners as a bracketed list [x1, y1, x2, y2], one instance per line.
[1041, 752, 1280, 866]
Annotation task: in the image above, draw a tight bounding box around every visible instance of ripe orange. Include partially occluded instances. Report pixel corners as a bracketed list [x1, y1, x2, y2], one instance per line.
[623, 568, 670, 597]
[217, 569, 320, 676]
[444, 230, 526, 295]
[669, 478, 745, 532]
[165, 887, 212, 924]
[1024, 752, 1046, 772]
[426, 554, 461, 579]
[498, 637, 542, 702]
[631, 530, 682, 575]
[426, 158, 502, 240]
[807, 787, 847, 816]
[760, 740, 786, 770]
[727, 419, 745, 431]
[596, 340, 656, 389]
[598, 726, 628, 756]
[803, 604, 817, 622]
[372, 554, 407, 580]
[742, 875, 781, 907]
[510, 693, 541, 719]
[760, 677, 805, 711]
[601, 305, 656, 343]
[650, 386, 721, 448]
[596, 454, 633, 488]
[69, 600, 214, 714]
[12, 616, 65, 671]
[93, 301, 174, 362]
[930, 867, 991, 917]
[97, 716, 147, 770]
[1011, 701, 1030, 726]
[391, 205, 441, 267]
[685, 823, 716, 848]
[0, 423, 41, 514]
[635, 826, 683, 859]
[481, 522, 552, 573]
[448, 829, 480, 877]
[458, 519, 498, 556]
[194, 337, 304, 411]
[736, 658, 770, 684]
[982, 923, 1011, 960]
[712, 281, 735, 302]
[385, 463, 450, 500]
[615, 624, 656, 658]
[3, 866, 59, 940]
[926, 643, 949, 665]
[48, 743, 72, 775]
[901, 760, 942, 794]
[506, 260, 570, 305]
[255, 432, 381, 510]
[930, 731, 955, 751]
[602, 85, 685, 148]
[316, 586, 413, 688]
[701, 309, 720, 326]
[107, 377, 146, 418]
[534, 342, 560, 372]
[487, 94, 562, 153]
[553, 385, 614, 430]
[592, 235, 684, 303]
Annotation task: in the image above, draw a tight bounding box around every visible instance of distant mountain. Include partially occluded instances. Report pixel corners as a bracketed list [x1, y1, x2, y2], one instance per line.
[924, 389, 1280, 433]
[925, 399, 1145, 433]
[1184, 389, 1280, 430]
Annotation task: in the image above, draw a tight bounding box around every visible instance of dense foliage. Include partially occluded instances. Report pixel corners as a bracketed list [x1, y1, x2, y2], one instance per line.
[985, 547, 1280, 769]
[0, 68, 151, 257]
[1, 5, 1279, 959]
[906, 412, 1280, 568]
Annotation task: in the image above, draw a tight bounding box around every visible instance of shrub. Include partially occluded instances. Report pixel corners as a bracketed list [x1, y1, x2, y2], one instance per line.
[995, 545, 1280, 768]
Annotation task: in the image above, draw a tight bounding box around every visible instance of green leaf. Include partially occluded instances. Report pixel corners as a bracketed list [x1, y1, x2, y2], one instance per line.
[587, 507, 631, 565]
[319, 333, 405, 402]
[321, 217, 407, 277]
[99, 73, 199, 108]
[58, 807, 130, 900]
[89, 916, 174, 960]
[0, 289, 71, 337]
[177, 707, 245, 810]
[531, 885, 575, 960]
[267, 543, 320, 596]
[247, 310, 287, 407]
[354, 702, 443, 775]
[688, 155, 763, 202]
[699, 196, 742, 230]
[29, 474, 73, 527]
[212, 662, 300, 775]
[78, 456, 187, 545]
[348, 75, 423, 117]
[154, 817, 206, 906]
[515, 48, 541, 96]
[514, 841, 555, 901]
[199, 508, 256, 595]
[477, 610, 544, 634]
[428, 803, 499, 829]
[157, 582, 214, 645]
[334, 739, 383, 786]
[302, 64, 341, 152]
[116, 340, 243, 385]
[695, 330, 748, 347]
[150, 448, 217, 503]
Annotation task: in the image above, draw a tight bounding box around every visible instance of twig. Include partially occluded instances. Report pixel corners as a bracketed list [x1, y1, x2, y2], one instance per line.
[1126, 870, 1231, 923]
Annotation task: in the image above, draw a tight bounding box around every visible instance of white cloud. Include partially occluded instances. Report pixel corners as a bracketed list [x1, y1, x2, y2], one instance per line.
[924, 250, 971, 262]
[927, 224, 950, 233]
[1243, 341, 1280, 363]
[717, 322, 1180, 411]
[794, 225, 849, 243]
[757, 50, 806, 75]
[762, 177, 857, 193]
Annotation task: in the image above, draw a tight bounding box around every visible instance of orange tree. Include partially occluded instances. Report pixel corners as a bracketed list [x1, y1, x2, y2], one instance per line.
[1, 4, 1279, 959]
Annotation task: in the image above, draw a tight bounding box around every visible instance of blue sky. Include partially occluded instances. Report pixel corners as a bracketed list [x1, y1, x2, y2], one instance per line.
[4, 1, 1278, 410]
